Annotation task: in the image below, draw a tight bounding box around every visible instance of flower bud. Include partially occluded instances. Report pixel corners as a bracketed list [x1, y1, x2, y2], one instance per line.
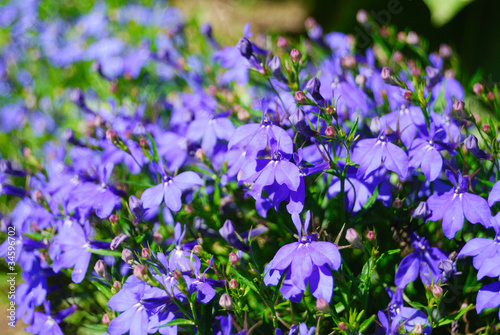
[366, 230, 375, 241]
[141, 248, 150, 259]
[325, 106, 336, 115]
[193, 245, 202, 255]
[397, 31, 406, 42]
[110, 234, 129, 250]
[453, 100, 464, 112]
[304, 17, 317, 30]
[473, 83, 484, 95]
[229, 279, 239, 289]
[345, 228, 363, 249]
[102, 313, 110, 325]
[268, 56, 286, 82]
[316, 297, 330, 312]
[195, 148, 205, 161]
[238, 38, 253, 59]
[406, 31, 419, 44]
[482, 124, 490, 133]
[324, 126, 335, 138]
[33, 189, 43, 203]
[392, 51, 403, 63]
[355, 74, 366, 87]
[113, 281, 121, 291]
[106, 129, 118, 142]
[431, 284, 443, 298]
[339, 322, 347, 331]
[277, 36, 287, 48]
[465, 134, 490, 159]
[413, 323, 423, 334]
[439, 44, 452, 58]
[94, 260, 107, 277]
[290, 49, 301, 62]
[294, 91, 307, 103]
[219, 293, 233, 310]
[229, 252, 240, 265]
[412, 201, 432, 220]
[173, 269, 182, 281]
[488, 91, 496, 100]
[121, 248, 134, 264]
[129, 195, 144, 223]
[381, 67, 391, 81]
[139, 138, 147, 147]
[153, 231, 163, 244]
[356, 9, 368, 24]
[109, 214, 118, 224]
[404, 90, 412, 100]
[306, 77, 325, 105]
[393, 198, 403, 209]
[133, 264, 148, 281]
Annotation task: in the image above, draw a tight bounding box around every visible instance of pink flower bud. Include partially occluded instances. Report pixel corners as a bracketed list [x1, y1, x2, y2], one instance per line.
[277, 36, 287, 48]
[153, 231, 163, 244]
[109, 214, 118, 224]
[290, 49, 301, 62]
[229, 279, 239, 289]
[121, 249, 134, 264]
[453, 100, 464, 112]
[94, 260, 106, 277]
[106, 129, 118, 142]
[325, 126, 335, 138]
[102, 313, 110, 325]
[113, 281, 121, 291]
[316, 297, 330, 312]
[219, 293, 233, 310]
[133, 264, 148, 281]
[339, 322, 347, 331]
[193, 245, 202, 255]
[366, 230, 375, 241]
[141, 248, 150, 259]
[294, 91, 307, 103]
[473, 83, 484, 95]
[381, 67, 391, 81]
[229, 252, 240, 265]
[483, 124, 491, 132]
[345, 228, 363, 249]
[356, 9, 368, 24]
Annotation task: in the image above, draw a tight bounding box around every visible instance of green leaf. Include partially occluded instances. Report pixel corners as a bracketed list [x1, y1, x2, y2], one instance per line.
[359, 314, 376, 333]
[161, 319, 195, 327]
[232, 270, 259, 294]
[117, 179, 153, 188]
[436, 304, 473, 326]
[388, 249, 401, 255]
[90, 280, 113, 300]
[89, 248, 122, 257]
[146, 132, 159, 162]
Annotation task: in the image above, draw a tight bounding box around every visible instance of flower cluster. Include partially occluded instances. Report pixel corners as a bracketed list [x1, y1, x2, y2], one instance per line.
[1, 1, 500, 334]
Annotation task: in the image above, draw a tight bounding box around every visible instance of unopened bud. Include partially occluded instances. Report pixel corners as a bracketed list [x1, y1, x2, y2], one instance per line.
[184, 204, 194, 214]
[397, 31, 406, 42]
[219, 293, 233, 310]
[121, 249, 134, 264]
[109, 214, 118, 224]
[355, 74, 366, 86]
[102, 313, 110, 325]
[431, 284, 443, 298]
[33, 190, 43, 202]
[316, 297, 330, 312]
[404, 90, 412, 100]
[294, 91, 307, 103]
[392, 51, 403, 63]
[153, 231, 163, 244]
[229, 252, 240, 265]
[473, 83, 484, 95]
[195, 148, 206, 161]
[325, 106, 336, 115]
[413, 323, 423, 334]
[141, 248, 150, 259]
[393, 198, 403, 209]
[366, 230, 375, 241]
[356, 9, 368, 24]
[94, 260, 106, 277]
[488, 91, 496, 100]
[229, 279, 239, 289]
[483, 124, 491, 132]
[325, 126, 335, 138]
[412, 201, 432, 220]
[439, 44, 452, 58]
[106, 129, 118, 142]
[113, 281, 121, 291]
[381, 67, 391, 81]
[304, 17, 317, 30]
[345, 228, 363, 249]
[339, 322, 347, 331]
[453, 100, 464, 112]
[406, 31, 419, 45]
[290, 49, 301, 62]
[193, 245, 202, 255]
[277, 36, 287, 48]
[40, 251, 48, 262]
[173, 270, 182, 281]
[133, 264, 148, 281]
[139, 138, 147, 147]
[342, 55, 356, 68]
[238, 38, 253, 59]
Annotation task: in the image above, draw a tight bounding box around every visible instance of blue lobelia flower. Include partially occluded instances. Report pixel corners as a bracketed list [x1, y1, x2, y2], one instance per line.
[426, 170, 491, 239]
[186, 111, 235, 156]
[25, 301, 76, 335]
[408, 123, 450, 181]
[141, 160, 204, 213]
[377, 288, 431, 335]
[351, 125, 408, 180]
[457, 213, 500, 279]
[275, 323, 316, 335]
[214, 314, 247, 335]
[168, 222, 201, 274]
[264, 211, 341, 303]
[394, 233, 447, 289]
[476, 281, 500, 320]
[184, 256, 226, 303]
[228, 97, 294, 159]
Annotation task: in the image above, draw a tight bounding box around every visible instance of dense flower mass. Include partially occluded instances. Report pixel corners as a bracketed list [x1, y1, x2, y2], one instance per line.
[1, 0, 500, 334]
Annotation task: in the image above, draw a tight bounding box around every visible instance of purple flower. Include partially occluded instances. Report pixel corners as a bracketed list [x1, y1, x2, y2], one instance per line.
[25, 301, 76, 335]
[275, 323, 316, 335]
[426, 170, 491, 238]
[394, 234, 447, 288]
[214, 314, 247, 335]
[458, 214, 500, 279]
[168, 222, 201, 274]
[264, 211, 341, 302]
[141, 161, 204, 212]
[476, 281, 500, 320]
[377, 288, 431, 335]
[186, 112, 235, 156]
[185, 256, 226, 303]
[351, 130, 408, 180]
